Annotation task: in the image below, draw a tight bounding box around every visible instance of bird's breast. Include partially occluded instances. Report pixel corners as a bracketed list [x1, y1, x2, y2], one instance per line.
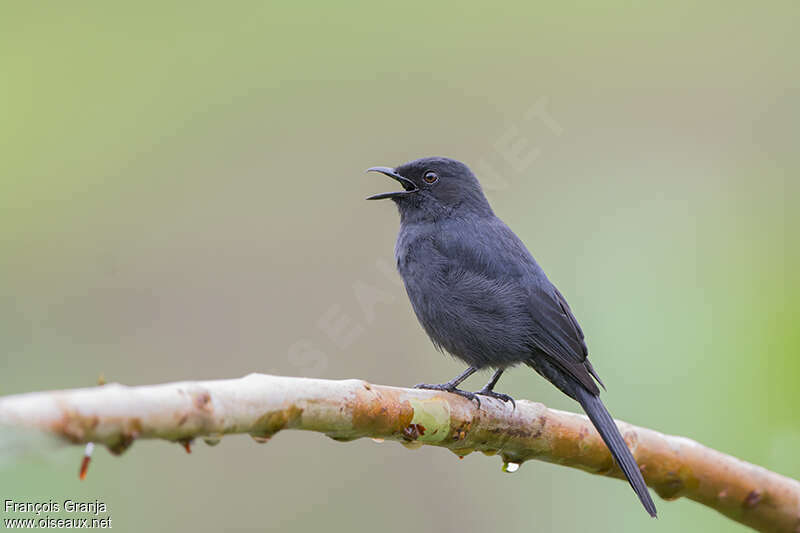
[393, 225, 534, 367]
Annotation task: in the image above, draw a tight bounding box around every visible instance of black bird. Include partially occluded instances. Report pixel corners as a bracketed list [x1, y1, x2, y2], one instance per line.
[366, 156, 657, 517]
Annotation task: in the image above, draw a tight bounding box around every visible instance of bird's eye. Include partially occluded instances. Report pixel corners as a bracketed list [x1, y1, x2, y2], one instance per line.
[423, 171, 439, 184]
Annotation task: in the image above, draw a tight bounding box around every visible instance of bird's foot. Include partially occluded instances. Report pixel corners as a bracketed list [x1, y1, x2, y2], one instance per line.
[475, 388, 516, 409]
[413, 383, 481, 408]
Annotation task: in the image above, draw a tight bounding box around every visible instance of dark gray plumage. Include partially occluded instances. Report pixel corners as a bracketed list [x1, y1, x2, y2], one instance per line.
[366, 156, 657, 517]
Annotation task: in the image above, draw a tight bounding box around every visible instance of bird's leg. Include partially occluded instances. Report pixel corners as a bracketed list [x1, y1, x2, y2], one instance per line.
[475, 369, 516, 408]
[415, 366, 477, 390]
[414, 366, 482, 407]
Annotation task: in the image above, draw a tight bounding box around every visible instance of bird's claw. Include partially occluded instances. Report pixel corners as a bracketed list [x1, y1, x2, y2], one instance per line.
[413, 383, 482, 408]
[476, 388, 516, 409]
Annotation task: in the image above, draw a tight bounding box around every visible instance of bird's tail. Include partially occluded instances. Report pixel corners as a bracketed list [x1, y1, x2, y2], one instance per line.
[574, 385, 658, 517]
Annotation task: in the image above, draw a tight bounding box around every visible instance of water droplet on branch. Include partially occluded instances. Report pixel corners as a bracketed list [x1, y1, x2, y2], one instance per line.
[203, 435, 222, 446]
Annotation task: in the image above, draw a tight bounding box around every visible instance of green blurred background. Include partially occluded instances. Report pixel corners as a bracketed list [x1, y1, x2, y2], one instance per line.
[1, 1, 797, 531]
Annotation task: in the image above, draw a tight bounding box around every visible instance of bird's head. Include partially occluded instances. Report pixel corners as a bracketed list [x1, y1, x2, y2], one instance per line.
[366, 157, 493, 221]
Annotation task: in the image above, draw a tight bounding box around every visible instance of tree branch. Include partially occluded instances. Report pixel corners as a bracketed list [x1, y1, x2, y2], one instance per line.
[0, 374, 797, 532]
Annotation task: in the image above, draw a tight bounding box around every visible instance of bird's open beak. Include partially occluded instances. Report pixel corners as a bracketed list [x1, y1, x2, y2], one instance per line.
[365, 166, 419, 200]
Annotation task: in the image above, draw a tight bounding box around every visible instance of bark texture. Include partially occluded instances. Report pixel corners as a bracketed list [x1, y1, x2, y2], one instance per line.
[0, 374, 797, 532]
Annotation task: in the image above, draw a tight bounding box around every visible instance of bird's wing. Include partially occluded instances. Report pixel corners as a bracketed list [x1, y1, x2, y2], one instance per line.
[527, 282, 601, 394]
[434, 217, 602, 393]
